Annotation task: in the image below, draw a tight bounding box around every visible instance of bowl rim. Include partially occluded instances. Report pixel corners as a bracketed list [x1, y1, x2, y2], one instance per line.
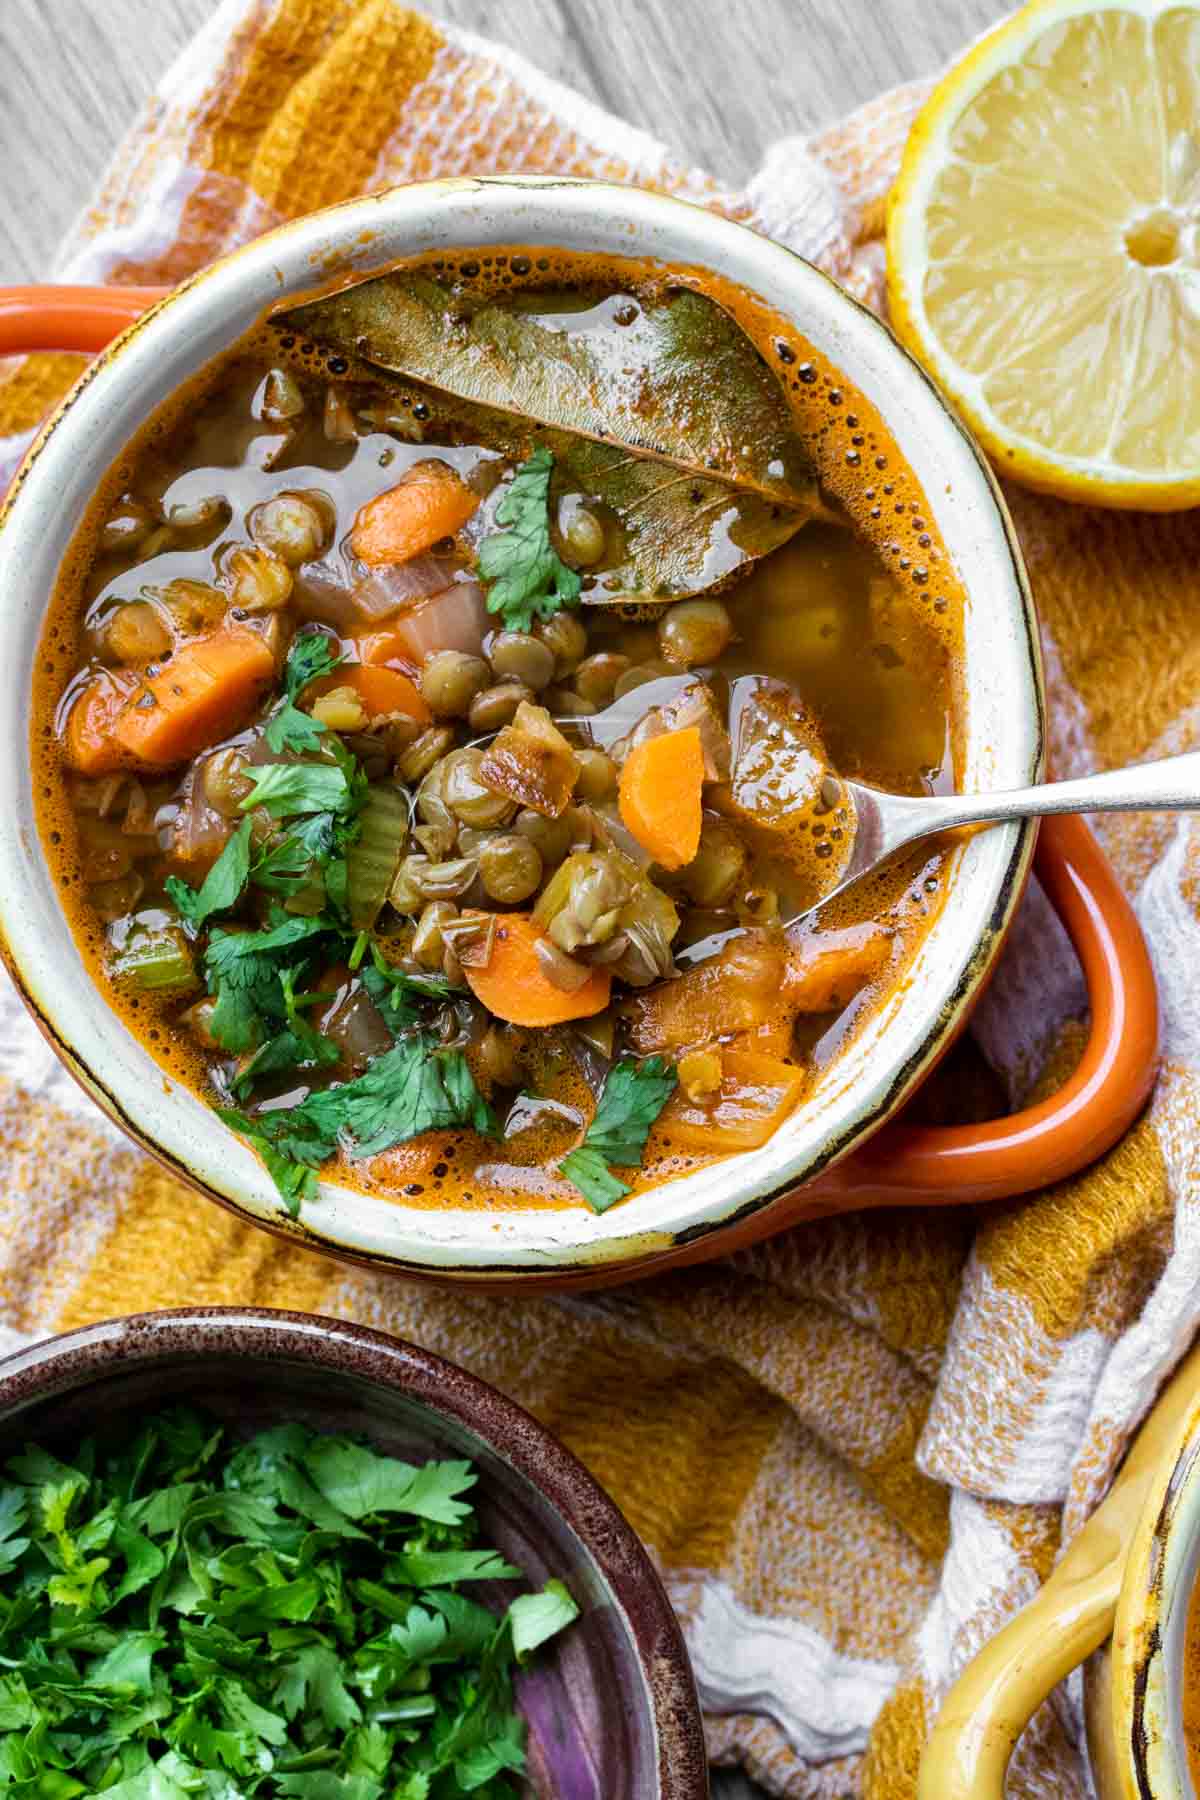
[0, 1304, 709, 1798]
[0, 174, 1041, 1277]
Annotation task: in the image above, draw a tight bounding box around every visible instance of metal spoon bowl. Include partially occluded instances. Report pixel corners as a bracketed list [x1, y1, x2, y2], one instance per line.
[524, 675, 1198, 965]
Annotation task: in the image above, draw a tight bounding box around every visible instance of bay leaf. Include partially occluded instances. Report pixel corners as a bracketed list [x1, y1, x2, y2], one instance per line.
[278, 272, 826, 600]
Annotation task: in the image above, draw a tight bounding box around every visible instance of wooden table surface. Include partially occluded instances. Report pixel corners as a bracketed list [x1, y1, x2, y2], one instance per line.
[0, 1, 1004, 1792]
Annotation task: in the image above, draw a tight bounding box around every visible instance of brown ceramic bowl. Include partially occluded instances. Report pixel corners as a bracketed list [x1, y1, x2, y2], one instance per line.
[0, 1307, 707, 1799]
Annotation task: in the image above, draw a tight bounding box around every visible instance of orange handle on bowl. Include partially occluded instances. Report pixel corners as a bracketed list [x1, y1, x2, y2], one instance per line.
[0, 285, 168, 357]
[0, 289, 1161, 1213]
[805, 811, 1159, 1212]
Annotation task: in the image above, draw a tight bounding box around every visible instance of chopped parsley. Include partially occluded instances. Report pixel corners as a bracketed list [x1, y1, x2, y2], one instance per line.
[239, 760, 356, 821]
[230, 968, 340, 1099]
[225, 1034, 497, 1213]
[250, 831, 321, 897]
[165, 817, 254, 929]
[360, 944, 452, 1033]
[203, 910, 337, 1054]
[477, 447, 582, 631]
[0, 1408, 578, 1797]
[284, 628, 344, 699]
[263, 628, 343, 754]
[560, 1056, 677, 1213]
[264, 703, 326, 756]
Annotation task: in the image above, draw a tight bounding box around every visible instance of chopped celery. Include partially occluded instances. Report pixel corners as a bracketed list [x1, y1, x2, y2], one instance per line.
[346, 784, 409, 929]
[110, 927, 199, 993]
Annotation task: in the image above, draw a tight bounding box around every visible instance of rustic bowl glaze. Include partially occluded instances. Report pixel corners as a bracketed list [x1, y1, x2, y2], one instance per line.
[0, 178, 1158, 1286]
[0, 1307, 708, 1799]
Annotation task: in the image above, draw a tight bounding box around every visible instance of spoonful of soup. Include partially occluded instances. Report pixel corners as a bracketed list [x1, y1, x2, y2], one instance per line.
[554, 672, 1200, 966]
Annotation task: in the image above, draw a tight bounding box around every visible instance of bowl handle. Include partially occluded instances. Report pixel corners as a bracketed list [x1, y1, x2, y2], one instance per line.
[806, 813, 1159, 1211]
[919, 1339, 1200, 1798]
[0, 284, 168, 356]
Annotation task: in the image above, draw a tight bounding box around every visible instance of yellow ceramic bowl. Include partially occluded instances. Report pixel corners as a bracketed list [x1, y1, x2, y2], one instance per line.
[920, 1341, 1200, 1798]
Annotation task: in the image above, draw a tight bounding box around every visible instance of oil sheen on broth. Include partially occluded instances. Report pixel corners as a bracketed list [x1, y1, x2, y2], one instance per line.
[33, 248, 965, 1214]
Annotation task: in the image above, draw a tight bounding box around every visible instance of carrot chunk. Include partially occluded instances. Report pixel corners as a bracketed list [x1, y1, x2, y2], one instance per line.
[618, 726, 704, 871]
[312, 664, 431, 724]
[350, 462, 479, 567]
[112, 628, 276, 769]
[63, 669, 139, 774]
[662, 1048, 806, 1151]
[463, 913, 611, 1027]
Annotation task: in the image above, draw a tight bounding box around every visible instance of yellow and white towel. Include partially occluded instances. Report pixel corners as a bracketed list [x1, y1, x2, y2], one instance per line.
[0, 6, 1195, 1794]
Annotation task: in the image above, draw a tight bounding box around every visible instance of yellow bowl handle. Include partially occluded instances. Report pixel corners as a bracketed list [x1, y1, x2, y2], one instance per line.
[920, 1341, 1200, 1799]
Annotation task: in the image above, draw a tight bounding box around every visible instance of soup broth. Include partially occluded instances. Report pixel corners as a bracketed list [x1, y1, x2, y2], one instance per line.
[33, 250, 965, 1216]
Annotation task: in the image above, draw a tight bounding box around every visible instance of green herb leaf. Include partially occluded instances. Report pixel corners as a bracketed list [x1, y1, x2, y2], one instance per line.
[560, 1056, 677, 1213]
[240, 762, 354, 821]
[265, 702, 326, 756]
[285, 630, 343, 701]
[255, 1037, 497, 1164]
[165, 819, 254, 929]
[477, 449, 582, 632]
[204, 912, 337, 1054]
[558, 1146, 629, 1213]
[250, 832, 318, 896]
[0, 1410, 569, 1796]
[361, 948, 450, 1034]
[303, 1441, 475, 1525]
[578, 1055, 677, 1165]
[384, 1548, 521, 1588]
[257, 633, 344, 757]
[222, 1028, 496, 1204]
[231, 969, 340, 1100]
[215, 1109, 322, 1214]
[507, 1580, 579, 1660]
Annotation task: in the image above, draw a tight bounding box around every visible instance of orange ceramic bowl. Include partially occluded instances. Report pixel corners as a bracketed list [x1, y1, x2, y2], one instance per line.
[0, 178, 1160, 1288]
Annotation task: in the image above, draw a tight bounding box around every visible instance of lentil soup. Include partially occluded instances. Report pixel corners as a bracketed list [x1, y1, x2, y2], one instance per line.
[34, 250, 965, 1218]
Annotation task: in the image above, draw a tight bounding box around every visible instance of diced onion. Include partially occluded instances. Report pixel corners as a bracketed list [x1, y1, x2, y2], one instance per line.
[389, 581, 490, 662]
[351, 554, 462, 620]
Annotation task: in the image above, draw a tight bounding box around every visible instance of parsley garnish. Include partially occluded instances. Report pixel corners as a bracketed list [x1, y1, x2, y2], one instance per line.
[0, 1409, 578, 1795]
[224, 1034, 497, 1212]
[282, 1038, 493, 1159]
[477, 447, 582, 631]
[284, 628, 344, 699]
[361, 942, 452, 1033]
[165, 817, 254, 928]
[250, 830, 319, 896]
[560, 1056, 677, 1213]
[239, 760, 355, 820]
[203, 911, 336, 1053]
[557, 1146, 630, 1212]
[264, 703, 326, 756]
[231, 968, 339, 1099]
[263, 629, 343, 754]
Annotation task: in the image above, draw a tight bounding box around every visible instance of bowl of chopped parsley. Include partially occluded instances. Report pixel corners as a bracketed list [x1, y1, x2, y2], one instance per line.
[0, 1307, 707, 1798]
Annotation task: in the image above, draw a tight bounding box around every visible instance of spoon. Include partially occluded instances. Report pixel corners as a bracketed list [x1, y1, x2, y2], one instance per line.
[557, 676, 1200, 961]
[796, 749, 1200, 909]
[673, 749, 1200, 966]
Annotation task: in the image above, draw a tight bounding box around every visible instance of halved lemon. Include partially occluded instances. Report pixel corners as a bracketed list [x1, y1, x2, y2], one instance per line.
[887, 0, 1200, 509]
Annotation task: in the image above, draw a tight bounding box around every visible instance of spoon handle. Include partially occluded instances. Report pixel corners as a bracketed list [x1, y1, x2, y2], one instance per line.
[902, 748, 1200, 836]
